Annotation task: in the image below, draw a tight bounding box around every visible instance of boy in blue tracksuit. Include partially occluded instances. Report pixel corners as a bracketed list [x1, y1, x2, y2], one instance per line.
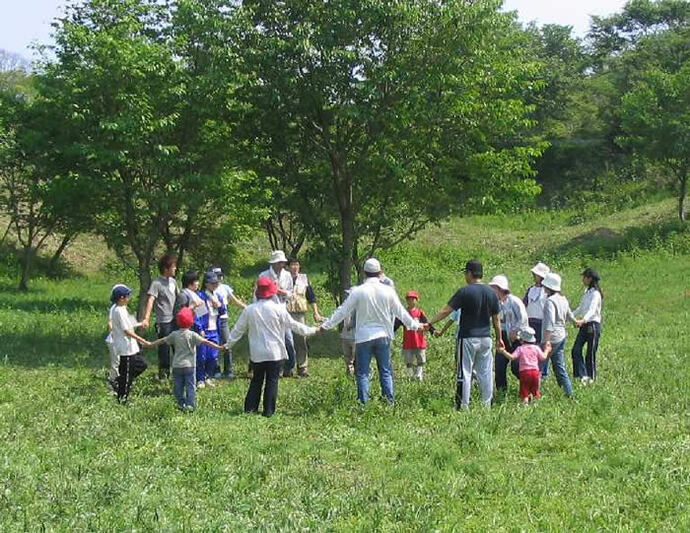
[195, 271, 226, 388]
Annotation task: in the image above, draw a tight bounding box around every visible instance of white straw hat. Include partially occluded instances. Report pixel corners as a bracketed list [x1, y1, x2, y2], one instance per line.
[268, 250, 288, 264]
[363, 258, 382, 274]
[531, 262, 550, 279]
[488, 274, 510, 292]
[542, 272, 562, 292]
[518, 326, 536, 343]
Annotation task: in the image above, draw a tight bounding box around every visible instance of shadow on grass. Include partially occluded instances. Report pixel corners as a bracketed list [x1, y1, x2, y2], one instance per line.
[0, 295, 100, 314]
[544, 219, 688, 260]
[0, 243, 82, 282]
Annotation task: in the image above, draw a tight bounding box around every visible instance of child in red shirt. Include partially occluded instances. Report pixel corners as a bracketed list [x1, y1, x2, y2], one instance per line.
[394, 290, 434, 381]
[498, 326, 551, 404]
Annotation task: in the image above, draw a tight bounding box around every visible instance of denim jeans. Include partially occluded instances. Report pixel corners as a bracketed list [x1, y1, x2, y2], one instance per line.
[545, 339, 572, 397]
[355, 337, 394, 403]
[173, 367, 196, 408]
[571, 322, 601, 380]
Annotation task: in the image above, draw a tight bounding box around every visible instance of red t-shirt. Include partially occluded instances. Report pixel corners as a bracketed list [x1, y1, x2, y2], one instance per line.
[402, 307, 428, 349]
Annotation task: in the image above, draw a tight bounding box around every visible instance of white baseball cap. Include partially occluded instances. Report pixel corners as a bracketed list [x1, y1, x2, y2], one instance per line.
[542, 272, 562, 292]
[268, 250, 288, 264]
[531, 262, 550, 279]
[363, 258, 382, 274]
[488, 274, 510, 292]
[518, 326, 537, 343]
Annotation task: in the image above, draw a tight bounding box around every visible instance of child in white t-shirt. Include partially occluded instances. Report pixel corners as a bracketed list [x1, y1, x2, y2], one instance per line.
[110, 285, 150, 403]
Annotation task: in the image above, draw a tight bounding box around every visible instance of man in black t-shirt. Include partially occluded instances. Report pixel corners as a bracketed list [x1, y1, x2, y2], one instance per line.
[428, 259, 503, 409]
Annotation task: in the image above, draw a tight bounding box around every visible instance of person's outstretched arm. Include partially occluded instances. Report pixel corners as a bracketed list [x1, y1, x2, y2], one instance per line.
[428, 305, 453, 325]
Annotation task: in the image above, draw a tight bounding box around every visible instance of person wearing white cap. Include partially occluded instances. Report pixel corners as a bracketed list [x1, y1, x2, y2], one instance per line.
[489, 275, 528, 394]
[320, 257, 426, 403]
[523, 262, 551, 377]
[258, 250, 297, 376]
[497, 326, 551, 404]
[541, 272, 575, 397]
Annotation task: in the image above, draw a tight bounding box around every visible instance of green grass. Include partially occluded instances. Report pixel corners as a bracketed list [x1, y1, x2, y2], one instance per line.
[1, 197, 689, 531]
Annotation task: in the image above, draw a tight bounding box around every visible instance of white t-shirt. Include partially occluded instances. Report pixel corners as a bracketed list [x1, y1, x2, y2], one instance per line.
[215, 283, 234, 319]
[111, 305, 139, 356]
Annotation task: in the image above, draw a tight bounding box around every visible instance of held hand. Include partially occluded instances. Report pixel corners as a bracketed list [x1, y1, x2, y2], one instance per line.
[141, 340, 152, 349]
[433, 330, 443, 338]
[575, 319, 584, 328]
[140, 318, 150, 329]
[314, 313, 324, 323]
[277, 288, 287, 296]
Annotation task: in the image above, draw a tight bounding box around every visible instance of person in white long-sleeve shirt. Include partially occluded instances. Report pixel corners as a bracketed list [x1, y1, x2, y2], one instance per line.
[257, 250, 297, 377]
[489, 275, 528, 393]
[227, 276, 317, 417]
[523, 262, 551, 377]
[320, 258, 425, 403]
[571, 268, 603, 383]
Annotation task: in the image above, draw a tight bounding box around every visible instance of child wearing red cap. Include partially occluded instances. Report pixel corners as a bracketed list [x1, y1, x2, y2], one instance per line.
[149, 307, 226, 411]
[394, 290, 434, 381]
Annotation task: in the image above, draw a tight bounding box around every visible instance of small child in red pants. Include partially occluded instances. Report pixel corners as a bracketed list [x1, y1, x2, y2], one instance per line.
[498, 326, 551, 404]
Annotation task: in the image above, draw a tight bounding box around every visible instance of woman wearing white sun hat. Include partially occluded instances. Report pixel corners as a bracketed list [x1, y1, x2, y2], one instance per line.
[541, 273, 575, 397]
[523, 262, 551, 377]
[489, 274, 528, 394]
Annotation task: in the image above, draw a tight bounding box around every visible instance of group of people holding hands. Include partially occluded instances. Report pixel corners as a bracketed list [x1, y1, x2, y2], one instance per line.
[105, 250, 603, 416]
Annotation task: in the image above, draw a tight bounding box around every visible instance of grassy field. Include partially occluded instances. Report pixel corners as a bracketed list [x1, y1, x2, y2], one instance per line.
[0, 197, 689, 531]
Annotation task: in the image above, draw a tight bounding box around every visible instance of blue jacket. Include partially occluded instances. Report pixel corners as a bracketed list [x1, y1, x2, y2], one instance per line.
[196, 290, 226, 333]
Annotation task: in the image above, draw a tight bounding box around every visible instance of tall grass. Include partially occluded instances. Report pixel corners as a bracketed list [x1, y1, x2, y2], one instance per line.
[0, 198, 688, 531]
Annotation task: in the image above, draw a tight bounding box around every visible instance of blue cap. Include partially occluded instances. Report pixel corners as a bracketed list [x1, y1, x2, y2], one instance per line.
[110, 284, 132, 303]
[204, 271, 219, 284]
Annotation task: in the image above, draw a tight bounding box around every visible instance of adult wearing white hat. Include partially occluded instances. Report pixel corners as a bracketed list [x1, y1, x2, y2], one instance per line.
[320, 257, 425, 403]
[258, 250, 297, 376]
[489, 275, 528, 394]
[541, 272, 575, 397]
[523, 262, 551, 377]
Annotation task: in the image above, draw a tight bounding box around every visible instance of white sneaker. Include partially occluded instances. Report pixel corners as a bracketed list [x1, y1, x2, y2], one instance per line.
[197, 381, 205, 389]
[206, 379, 215, 387]
[415, 367, 423, 381]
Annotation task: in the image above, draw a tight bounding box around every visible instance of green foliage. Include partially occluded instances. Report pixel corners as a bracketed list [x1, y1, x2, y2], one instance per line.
[0, 198, 688, 530]
[233, 0, 543, 296]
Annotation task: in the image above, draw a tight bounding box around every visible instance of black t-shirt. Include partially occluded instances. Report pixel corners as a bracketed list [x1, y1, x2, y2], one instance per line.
[448, 283, 500, 338]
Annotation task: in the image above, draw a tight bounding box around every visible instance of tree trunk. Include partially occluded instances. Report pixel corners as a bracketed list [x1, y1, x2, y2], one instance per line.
[679, 170, 687, 223]
[338, 204, 355, 299]
[137, 264, 152, 322]
[18, 246, 34, 291]
[47, 233, 75, 278]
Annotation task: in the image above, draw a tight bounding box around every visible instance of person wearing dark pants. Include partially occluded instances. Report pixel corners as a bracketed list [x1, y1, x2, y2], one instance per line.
[523, 262, 551, 378]
[109, 284, 150, 404]
[142, 253, 179, 379]
[571, 322, 601, 381]
[244, 360, 282, 417]
[494, 330, 520, 390]
[571, 267, 603, 384]
[227, 277, 318, 417]
[117, 353, 148, 403]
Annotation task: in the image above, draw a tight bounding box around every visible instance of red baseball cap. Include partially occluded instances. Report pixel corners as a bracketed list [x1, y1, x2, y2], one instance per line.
[405, 290, 419, 299]
[255, 276, 278, 299]
[176, 307, 194, 329]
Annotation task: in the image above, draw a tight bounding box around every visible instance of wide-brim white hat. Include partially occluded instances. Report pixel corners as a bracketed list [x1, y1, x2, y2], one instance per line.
[518, 326, 536, 343]
[268, 250, 288, 264]
[363, 257, 382, 274]
[488, 274, 510, 292]
[543, 272, 562, 292]
[531, 262, 550, 279]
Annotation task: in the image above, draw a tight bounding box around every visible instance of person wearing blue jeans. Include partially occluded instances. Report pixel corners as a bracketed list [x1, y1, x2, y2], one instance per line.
[355, 337, 394, 403]
[541, 272, 576, 398]
[173, 367, 196, 409]
[544, 339, 572, 397]
[320, 258, 424, 405]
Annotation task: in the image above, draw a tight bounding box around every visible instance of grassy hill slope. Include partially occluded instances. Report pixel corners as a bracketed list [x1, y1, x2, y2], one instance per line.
[0, 198, 688, 531]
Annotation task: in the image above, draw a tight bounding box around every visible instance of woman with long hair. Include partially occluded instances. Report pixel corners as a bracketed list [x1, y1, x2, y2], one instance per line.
[571, 268, 603, 385]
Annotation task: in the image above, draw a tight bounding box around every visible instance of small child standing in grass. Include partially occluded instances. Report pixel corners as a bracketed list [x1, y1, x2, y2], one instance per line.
[110, 285, 150, 404]
[149, 307, 226, 411]
[394, 290, 434, 381]
[498, 326, 551, 404]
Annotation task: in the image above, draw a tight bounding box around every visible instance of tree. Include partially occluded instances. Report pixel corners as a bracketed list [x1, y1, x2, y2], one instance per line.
[619, 62, 690, 221]
[37, 0, 259, 314]
[234, 0, 542, 297]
